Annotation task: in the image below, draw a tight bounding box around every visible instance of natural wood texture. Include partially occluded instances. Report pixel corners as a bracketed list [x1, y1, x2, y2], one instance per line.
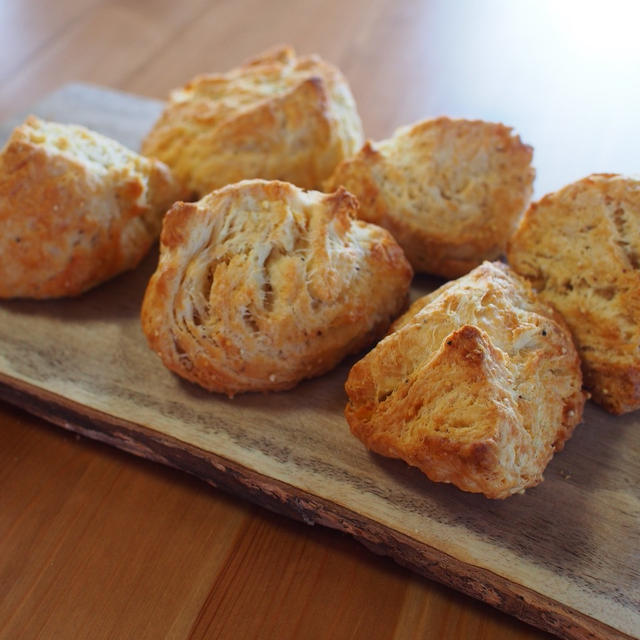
[1, 84, 638, 640]
[1, 405, 553, 640]
[0, 370, 635, 640]
[1, 2, 639, 639]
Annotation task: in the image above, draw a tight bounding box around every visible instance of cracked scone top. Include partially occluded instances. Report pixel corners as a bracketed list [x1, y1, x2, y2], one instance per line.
[345, 262, 586, 499]
[325, 117, 534, 278]
[141, 179, 413, 395]
[0, 116, 183, 299]
[507, 174, 640, 414]
[141, 45, 364, 197]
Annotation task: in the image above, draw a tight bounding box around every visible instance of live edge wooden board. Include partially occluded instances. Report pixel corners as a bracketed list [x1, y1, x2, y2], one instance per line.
[0, 84, 638, 640]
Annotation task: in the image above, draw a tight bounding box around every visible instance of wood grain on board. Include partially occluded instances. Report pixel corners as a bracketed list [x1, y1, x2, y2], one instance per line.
[0, 85, 638, 640]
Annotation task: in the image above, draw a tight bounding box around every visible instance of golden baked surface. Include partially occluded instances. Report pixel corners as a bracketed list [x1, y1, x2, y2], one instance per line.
[141, 45, 364, 197]
[325, 117, 534, 278]
[507, 173, 640, 414]
[0, 116, 182, 299]
[345, 262, 586, 499]
[141, 179, 412, 396]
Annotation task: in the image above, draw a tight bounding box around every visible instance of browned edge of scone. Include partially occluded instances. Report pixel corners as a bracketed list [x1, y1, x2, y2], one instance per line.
[141, 179, 413, 397]
[325, 116, 535, 279]
[0, 116, 183, 299]
[140, 45, 364, 197]
[507, 173, 640, 415]
[344, 261, 587, 499]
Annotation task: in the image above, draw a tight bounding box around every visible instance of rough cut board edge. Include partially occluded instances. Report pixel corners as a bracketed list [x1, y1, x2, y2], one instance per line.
[0, 373, 632, 640]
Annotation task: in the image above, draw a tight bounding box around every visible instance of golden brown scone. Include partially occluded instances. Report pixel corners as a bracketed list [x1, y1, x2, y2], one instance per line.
[141, 45, 364, 197]
[0, 116, 183, 299]
[345, 262, 586, 499]
[324, 117, 534, 278]
[141, 179, 412, 396]
[507, 174, 640, 414]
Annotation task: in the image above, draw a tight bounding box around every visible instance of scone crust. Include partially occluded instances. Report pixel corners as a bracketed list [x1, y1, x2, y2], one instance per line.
[141, 179, 412, 396]
[141, 45, 364, 197]
[507, 173, 640, 414]
[345, 262, 586, 499]
[0, 116, 183, 299]
[325, 117, 534, 278]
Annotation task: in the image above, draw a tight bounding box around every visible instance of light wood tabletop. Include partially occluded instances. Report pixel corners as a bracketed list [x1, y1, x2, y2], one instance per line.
[1, 1, 638, 639]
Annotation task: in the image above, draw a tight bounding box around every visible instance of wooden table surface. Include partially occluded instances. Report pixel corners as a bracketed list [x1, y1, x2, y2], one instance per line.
[1, 1, 638, 639]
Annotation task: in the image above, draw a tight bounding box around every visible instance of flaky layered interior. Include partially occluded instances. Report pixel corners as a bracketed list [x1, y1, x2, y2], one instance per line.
[141, 180, 412, 395]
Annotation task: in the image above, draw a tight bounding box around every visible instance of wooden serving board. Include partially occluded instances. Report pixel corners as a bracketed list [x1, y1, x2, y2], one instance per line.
[1, 84, 638, 640]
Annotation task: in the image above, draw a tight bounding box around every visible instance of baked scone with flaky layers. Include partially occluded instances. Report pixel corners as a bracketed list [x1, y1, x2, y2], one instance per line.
[345, 262, 586, 499]
[141, 45, 364, 197]
[141, 179, 412, 396]
[0, 116, 183, 299]
[507, 174, 640, 414]
[324, 117, 534, 278]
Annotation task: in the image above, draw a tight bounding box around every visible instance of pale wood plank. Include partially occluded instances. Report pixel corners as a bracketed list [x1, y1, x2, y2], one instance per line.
[0, 377, 622, 640]
[0, 0, 105, 82]
[0, 0, 213, 121]
[0, 408, 253, 640]
[120, 0, 394, 115]
[186, 515, 409, 639]
[0, 406, 554, 640]
[393, 579, 553, 640]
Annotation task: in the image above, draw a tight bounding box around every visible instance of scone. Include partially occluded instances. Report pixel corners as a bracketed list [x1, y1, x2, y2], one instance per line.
[324, 117, 534, 278]
[141, 45, 364, 197]
[507, 174, 640, 414]
[0, 116, 182, 299]
[141, 179, 412, 396]
[345, 262, 586, 499]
